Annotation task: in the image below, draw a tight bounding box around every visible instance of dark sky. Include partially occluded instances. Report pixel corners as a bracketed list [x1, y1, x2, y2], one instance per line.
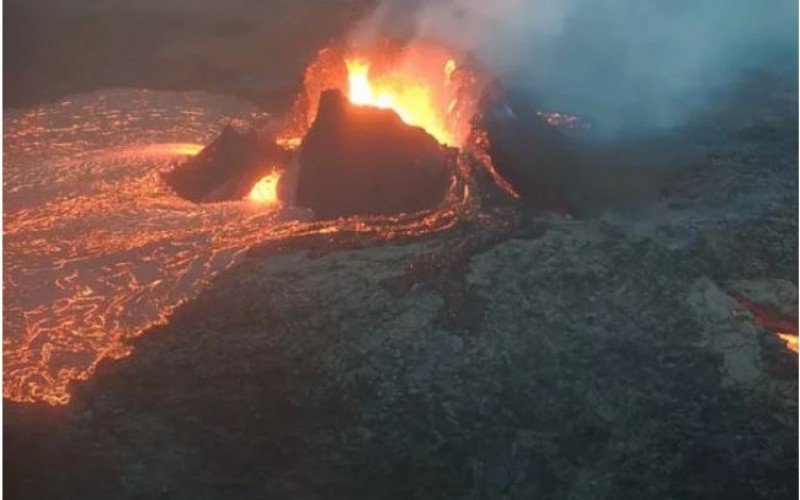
[3, 0, 375, 108]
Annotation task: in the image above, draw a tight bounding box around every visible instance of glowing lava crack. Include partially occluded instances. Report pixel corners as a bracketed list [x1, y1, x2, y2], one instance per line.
[3, 46, 483, 404]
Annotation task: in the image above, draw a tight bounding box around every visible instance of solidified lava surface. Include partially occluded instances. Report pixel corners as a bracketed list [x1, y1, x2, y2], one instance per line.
[4, 62, 798, 500]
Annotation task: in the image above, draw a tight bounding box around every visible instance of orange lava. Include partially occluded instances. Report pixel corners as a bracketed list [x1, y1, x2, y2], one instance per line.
[469, 129, 521, 199]
[777, 333, 798, 353]
[4, 41, 504, 406]
[248, 171, 282, 205]
[345, 57, 454, 145]
[3, 87, 477, 406]
[128, 142, 205, 157]
[280, 40, 484, 148]
[733, 293, 798, 354]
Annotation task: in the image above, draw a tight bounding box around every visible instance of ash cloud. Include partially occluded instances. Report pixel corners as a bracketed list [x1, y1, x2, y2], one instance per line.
[352, 0, 797, 136]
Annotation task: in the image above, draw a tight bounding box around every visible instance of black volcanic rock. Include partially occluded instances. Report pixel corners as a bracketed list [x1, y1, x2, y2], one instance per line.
[164, 126, 291, 203]
[480, 88, 580, 212]
[295, 89, 451, 218]
[480, 88, 660, 215]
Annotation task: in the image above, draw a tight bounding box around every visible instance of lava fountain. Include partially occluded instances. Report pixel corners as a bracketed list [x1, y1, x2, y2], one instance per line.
[279, 40, 482, 149]
[4, 41, 492, 405]
[344, 57, 456, 145]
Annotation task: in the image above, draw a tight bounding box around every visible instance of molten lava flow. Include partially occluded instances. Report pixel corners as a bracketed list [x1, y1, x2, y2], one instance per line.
[4, 88, 475, 405]
[167, 143, 205, 156]
[132, 143, 205, 157]
[469, 129, 521, 199]
[733, 293, 798, 354]
[248, 171, 282, 205]
[4, 41, 499, 406]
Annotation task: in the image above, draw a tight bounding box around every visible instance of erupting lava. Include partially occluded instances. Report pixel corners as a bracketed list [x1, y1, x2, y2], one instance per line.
[345, 57, 455, 145]
[4, 41, 494, 406]
[281, 41, 482, 149]
[248, 171, 282, 205]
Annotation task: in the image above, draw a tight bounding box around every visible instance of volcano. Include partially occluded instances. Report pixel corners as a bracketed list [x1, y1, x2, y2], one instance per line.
[295, 88, 451, 217]
[163, 41, 479, 217]
[164, 88, 453, 218]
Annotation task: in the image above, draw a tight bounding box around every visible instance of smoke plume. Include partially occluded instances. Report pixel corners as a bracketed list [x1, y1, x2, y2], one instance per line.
[351, 0, 797, 136]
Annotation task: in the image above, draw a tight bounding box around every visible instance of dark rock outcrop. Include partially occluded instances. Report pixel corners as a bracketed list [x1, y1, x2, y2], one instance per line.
[480, 87, 661, 216]
[480, 88, 580, 213]
[295, 89, 451, 218]
[164, 126, 292, 203]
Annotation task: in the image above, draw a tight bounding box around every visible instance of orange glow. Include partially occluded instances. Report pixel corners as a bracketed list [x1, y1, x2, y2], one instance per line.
[345, 58, 453, 145]
[444, 59, 457, 80]
[777, 333, 798, 353]
[248, 171, 282, 205]
[169, 143, 205, 156]
[470, 129, 521, 199]
[276, 136, 302, 150]
[5, 45, 503, 406]
[127, 142, 205, 157]
[732, 293, 798, 354]
[282, 41, 484, 148]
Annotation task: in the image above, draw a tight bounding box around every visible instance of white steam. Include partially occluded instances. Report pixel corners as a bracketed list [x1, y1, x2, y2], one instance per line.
[351, 0, 797, 136]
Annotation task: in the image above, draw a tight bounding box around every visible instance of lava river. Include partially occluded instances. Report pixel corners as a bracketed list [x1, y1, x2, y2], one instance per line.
[3, 89, 473, 405]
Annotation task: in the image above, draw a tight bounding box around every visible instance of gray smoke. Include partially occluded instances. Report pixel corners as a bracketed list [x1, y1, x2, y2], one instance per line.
[351, 0, 797, 136]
